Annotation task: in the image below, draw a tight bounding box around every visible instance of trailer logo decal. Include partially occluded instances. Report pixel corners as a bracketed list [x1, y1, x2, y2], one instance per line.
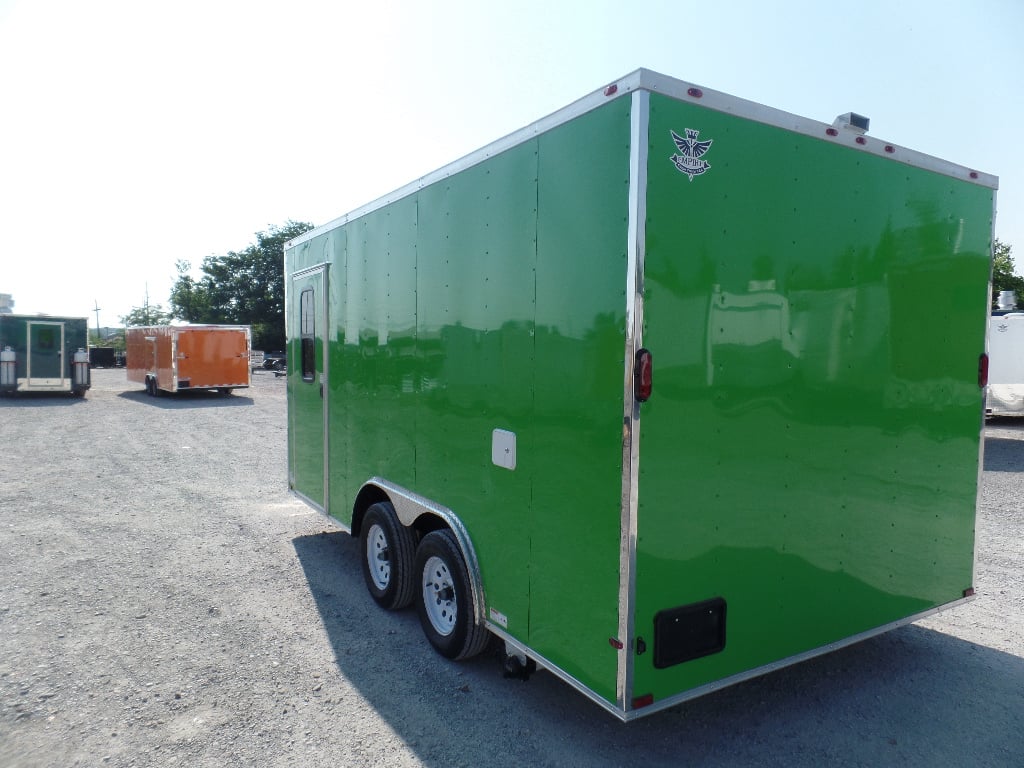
[670, 129, 713, 181]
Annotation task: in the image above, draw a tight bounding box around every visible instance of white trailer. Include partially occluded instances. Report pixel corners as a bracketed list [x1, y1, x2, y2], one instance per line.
[987, 292, 1024, 415]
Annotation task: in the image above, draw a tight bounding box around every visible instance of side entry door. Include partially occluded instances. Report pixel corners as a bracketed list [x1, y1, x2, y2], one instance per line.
[289, 266, 328, 511]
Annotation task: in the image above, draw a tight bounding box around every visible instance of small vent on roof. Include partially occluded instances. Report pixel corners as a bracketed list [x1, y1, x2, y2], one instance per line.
[832, 112, 870, 135]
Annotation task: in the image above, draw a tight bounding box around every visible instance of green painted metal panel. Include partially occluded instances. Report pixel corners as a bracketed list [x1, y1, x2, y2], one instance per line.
[632, 93, 992, 704]
[529, 100, 631, 700]
[412, 139, 540, 637]
[329, 198, 420, 519]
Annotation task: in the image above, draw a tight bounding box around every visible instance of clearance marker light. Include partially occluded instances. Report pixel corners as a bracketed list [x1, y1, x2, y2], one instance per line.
[632, 693, 655, 709]
[979, 353, 989, 389]
[634, 348, 653, 402]
[687, 87, 704, 98]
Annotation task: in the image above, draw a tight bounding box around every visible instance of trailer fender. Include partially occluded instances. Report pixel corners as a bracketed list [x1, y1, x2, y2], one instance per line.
[354, 477, 487, 628]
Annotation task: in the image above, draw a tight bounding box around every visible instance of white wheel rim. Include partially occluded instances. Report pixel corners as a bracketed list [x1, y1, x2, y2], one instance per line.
[366, 523, 390, 590]
[422, 555, 457, 636]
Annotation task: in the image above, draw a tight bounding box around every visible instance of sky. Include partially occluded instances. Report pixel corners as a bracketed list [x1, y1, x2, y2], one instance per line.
[1, 0, 1021, 327]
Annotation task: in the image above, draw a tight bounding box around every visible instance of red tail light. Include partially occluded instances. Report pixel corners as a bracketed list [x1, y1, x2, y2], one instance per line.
[634, 348, 653, 402]
[632, 693, 655, 709]
[979, 352, 989, 388]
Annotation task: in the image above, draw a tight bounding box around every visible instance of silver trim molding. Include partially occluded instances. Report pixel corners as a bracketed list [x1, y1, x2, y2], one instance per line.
[617, 89, 649, 710]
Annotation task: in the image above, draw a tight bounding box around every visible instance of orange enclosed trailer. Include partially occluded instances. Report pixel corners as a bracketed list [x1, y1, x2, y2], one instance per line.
[126, 324, 251, 396]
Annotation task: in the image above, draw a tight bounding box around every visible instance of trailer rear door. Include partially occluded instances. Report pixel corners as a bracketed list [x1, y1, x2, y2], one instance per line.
[176, 328, 250, 388]
[27, 321, 65, 388]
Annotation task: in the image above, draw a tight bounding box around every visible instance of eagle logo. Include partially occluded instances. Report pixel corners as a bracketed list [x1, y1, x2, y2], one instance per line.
[670, 128, 713, 181]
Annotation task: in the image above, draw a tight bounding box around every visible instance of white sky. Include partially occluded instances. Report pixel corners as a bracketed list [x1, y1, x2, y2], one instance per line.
[1, 0, 1021, 326]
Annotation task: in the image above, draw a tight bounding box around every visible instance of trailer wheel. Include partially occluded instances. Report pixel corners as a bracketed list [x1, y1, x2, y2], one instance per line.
[145, 377, 155, 396]
[217, 388, 233, 396]
[415, 529, 490, 660]
[360, 502, 416, 610]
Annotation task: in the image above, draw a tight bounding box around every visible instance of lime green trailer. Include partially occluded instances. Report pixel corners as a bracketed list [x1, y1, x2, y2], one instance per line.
[284, 69, 996, 720]
[0, 313, 91, 396]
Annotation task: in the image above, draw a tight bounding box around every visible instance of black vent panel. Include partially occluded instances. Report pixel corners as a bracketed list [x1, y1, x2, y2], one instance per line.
[653, 597, 727, 669]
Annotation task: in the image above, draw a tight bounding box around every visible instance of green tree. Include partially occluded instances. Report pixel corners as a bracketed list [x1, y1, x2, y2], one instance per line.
[993, 238, 1023, 309]
[168, 259, 211, 322]
[169, 220, 314, 350]
[121, 304, 172, 327]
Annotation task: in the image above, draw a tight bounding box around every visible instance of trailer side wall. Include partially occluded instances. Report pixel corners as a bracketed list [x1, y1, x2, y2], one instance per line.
[287, 100, 632, 699]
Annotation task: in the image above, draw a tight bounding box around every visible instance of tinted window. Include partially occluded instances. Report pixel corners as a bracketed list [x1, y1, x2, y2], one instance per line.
[300, 288, 315, 381]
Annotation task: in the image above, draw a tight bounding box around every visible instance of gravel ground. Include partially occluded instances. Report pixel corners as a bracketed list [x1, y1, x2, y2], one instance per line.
[1, 369, 1021, 768]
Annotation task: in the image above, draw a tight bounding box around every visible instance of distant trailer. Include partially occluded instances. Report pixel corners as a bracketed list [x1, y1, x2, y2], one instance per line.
[125, 324, 251, 396]
[0, 314, 91, 396]
[987, 301, 1024, 415]
[89, 346, 117, 368]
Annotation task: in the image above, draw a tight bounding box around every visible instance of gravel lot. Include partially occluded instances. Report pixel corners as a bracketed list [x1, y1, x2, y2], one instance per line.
[1, 368, 1021, 767]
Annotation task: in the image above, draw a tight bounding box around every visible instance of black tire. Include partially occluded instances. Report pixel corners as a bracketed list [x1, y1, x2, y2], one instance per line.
[414, 529, 490, 660]
[360, 502, 416, 610]
[146, 377, 155, 396]
[218, 387, 233, 396]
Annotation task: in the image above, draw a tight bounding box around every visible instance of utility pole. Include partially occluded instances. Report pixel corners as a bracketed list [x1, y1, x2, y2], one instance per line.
[93, 300, 101, 343]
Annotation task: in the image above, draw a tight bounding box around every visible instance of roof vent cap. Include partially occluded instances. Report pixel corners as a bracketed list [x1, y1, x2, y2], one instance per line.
[833, 112, 870, 135]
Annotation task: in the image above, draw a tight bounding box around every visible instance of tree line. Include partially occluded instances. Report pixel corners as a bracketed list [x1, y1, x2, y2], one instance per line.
[993, 239, 1023, 306]
[120, 221, 313, 351]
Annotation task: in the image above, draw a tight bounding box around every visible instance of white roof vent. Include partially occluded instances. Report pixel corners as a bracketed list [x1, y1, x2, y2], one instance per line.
[833, 112, 870, 135]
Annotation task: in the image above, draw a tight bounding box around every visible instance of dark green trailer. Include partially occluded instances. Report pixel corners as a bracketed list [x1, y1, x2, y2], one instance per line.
[284, 69, 996, 720]
[0, 314, 91, 396]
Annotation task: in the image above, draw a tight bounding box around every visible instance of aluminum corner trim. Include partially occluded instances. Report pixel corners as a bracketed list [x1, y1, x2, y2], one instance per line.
[617, 88, 649, 710]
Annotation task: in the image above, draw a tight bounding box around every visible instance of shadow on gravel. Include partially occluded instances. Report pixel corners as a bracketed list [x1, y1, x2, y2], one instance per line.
[984, 436, 1024, 472]
[293, 530, 1023, 767]
[116, 390, 254, 409]
[0, 393, 86, 407]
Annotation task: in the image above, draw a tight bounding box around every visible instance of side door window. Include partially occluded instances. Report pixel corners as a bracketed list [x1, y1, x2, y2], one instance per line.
[300, 287, 315, 381]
